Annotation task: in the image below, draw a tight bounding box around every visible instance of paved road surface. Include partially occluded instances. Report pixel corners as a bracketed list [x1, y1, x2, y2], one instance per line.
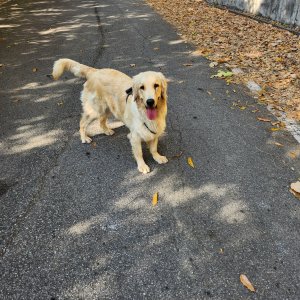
[0, 0, 299, 299]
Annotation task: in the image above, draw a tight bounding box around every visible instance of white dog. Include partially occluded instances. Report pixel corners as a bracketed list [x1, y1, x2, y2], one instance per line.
[52, 59, 168, 174]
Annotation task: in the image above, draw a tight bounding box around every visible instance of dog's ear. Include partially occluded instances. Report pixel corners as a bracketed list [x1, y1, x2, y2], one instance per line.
[126, 87, 132, 95]
[159, 72, 168, 101]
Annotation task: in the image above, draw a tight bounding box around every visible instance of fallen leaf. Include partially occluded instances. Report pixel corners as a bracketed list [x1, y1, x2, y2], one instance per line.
[130, 64, 136, 67]
[270, 127, 280, 131]
[209, 61, 218, 68]
[91, 142, 97, 148]
[219, 248, 224, 254]
[207, 91, 212, 95]
[245, 50, 262, 58]
[271, 121, 280, 126]
[152, 192, 158, 206]
[57, 101, 63, 106]
[211, 70, 233, 78]
[290, 181, 300, 199]
[240, 274, 255, 292]
[239, 106, 247, 110]
[274, 142, 283, 147]
[0, 64, 3, 67]
[183, 63, 193, 67]
[187, 157, 195, 168]
[153, 47, 159, 50]
[291, 181, 300, 193]
[288, 151, 297, 159]
[251, 109, 259, 113]
[216, 57, 230, 63]
[257, 117, 271, 122]
[32, 67, 38, 72]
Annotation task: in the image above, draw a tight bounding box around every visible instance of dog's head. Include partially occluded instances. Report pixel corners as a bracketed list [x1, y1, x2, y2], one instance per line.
[126, 71, 168, 120]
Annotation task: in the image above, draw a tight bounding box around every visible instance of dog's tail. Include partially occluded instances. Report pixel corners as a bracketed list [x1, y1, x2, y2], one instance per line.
[52, 58, 96, 80]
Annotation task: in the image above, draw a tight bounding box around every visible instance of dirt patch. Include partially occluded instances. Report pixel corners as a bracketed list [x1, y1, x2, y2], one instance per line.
[146, 0, 300, 121]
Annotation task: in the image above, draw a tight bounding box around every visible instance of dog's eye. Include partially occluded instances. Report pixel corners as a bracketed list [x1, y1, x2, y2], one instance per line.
[140, 85, 144, 90]
[154, 83, 159, 89]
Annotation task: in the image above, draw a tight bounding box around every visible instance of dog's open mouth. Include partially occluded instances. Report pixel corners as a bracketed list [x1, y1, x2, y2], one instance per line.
[146, 106, 157, 120]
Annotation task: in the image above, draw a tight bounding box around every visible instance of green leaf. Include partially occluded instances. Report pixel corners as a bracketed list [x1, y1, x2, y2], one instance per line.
[211, 70, 234, 78]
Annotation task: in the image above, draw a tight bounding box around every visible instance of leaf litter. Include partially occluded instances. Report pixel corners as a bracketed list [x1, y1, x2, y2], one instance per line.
[146, 0, 300, 121]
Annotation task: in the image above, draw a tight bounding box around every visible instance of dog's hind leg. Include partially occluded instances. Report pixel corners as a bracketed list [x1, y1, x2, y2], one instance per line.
[99, 110, 114, 136]
[80, 113, 95, 143]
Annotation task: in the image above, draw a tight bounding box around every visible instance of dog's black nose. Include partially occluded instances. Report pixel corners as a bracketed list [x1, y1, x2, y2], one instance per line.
[146, 98, 155, 107]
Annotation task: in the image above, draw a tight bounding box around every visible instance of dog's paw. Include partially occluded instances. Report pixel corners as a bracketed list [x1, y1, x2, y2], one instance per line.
[154, 155, 168, 164]
[138, 163, 150, 174]
[81, 136, 92, 144]
[104, 129, 115, 136]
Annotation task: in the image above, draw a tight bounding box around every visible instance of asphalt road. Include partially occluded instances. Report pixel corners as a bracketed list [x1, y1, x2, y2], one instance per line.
[0, 0, 300, 299]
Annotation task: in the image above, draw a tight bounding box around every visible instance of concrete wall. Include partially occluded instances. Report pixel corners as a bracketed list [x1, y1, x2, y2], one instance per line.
[207, 0, 300, 26]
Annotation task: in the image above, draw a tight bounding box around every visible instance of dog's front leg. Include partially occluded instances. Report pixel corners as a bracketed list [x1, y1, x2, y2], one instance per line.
[130, 134, 150, 174]
[148, 137, 168, 164]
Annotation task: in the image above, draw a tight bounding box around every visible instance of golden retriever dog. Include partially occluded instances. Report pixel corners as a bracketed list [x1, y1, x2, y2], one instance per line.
[52, 59, 168, 174]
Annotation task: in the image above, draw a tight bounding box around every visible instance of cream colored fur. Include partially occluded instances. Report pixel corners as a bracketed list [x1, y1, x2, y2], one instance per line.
[52, 58, 168, 174]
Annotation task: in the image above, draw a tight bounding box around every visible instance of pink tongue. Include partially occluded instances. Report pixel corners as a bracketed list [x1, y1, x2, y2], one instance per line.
[146, 107, 157, 120]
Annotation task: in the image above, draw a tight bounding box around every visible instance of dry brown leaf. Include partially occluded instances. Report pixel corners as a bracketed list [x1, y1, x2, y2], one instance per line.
[152, 192, 158, 206]
[91, 142, 97, 149]
[291, 181, 300, 194]
[244, 50, 262, 58]
[183, 63, 193, 67]
[187, 157, 195, 168]
[240, 274, 255, 292]
[257, 117, 271, 122]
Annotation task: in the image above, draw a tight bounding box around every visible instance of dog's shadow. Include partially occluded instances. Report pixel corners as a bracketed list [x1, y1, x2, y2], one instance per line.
[86, 119, 125, 138]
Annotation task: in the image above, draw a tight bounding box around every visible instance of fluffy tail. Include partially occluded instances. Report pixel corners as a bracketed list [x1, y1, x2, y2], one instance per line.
[52, 58, 96, 80]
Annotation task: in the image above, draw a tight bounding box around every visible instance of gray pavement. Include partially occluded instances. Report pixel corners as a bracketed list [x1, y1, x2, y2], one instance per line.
[0, 0, 300, 299]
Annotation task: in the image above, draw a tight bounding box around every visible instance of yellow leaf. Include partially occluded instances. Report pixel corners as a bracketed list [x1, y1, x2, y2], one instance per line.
[152, 192, 158, 206]
[240, 274, 255, 292]
[187, 157, 195, 168]
[270, 127, 280, 131]
[239, 106, 247, 110]
[288, 151, 297, 159]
